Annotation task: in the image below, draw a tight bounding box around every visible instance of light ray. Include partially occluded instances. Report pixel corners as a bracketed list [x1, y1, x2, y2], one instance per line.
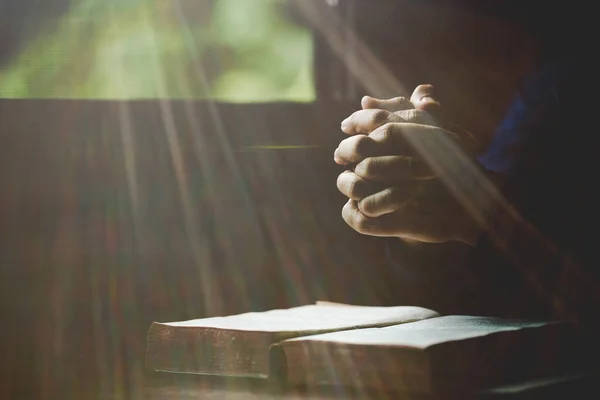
[139, 2, 219, 316]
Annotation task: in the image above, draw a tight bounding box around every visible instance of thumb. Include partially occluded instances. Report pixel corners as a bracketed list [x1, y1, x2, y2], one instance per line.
[410, 84, 441, 113]
[361, 95, 413, 112]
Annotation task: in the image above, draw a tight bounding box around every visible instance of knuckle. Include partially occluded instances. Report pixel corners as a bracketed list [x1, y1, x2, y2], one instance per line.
[376, 123, 394, 143]
[353, 135, 372, 158]
[341, 202, 369, 233]
[402, 109, 419, 122]
[355, 158, 376, 179]
[397, 109, 433, 125]
[407, 109, 423, 122]
[359, 197, 377, 217]
[362, 189, 391, 217]
[372, 110, 391, 126]
[338, 172, 365, 200]
[347, 175, 361, 198]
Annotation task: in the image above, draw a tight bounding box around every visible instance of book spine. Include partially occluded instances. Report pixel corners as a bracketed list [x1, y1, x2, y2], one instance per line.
[145, 323, 274, 377]
[271, 342, 432, 393]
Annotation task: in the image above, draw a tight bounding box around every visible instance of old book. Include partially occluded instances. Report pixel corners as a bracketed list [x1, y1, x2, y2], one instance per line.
[271, 315, 578, 395]
[145, 302, 439, 377]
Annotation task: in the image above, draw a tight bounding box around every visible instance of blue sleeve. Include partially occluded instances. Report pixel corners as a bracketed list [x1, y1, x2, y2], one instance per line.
[478, 64, 560, 174]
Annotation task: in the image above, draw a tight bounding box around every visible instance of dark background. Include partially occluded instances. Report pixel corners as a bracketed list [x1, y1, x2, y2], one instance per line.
[0, 0, 538, 397]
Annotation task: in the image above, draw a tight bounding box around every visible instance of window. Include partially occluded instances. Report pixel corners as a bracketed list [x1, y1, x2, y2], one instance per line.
[0, 0, 315, 102]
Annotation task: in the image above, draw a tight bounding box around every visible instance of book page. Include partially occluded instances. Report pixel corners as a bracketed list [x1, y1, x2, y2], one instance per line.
[282, 315, 567, 349]
[160, 304, 439, 334]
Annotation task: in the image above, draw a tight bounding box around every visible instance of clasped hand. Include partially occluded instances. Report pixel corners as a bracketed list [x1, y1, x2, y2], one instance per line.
[335, 85, 479, 245]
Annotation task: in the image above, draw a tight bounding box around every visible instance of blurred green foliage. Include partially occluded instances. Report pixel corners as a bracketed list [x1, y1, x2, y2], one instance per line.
[0, 0, 315, 102]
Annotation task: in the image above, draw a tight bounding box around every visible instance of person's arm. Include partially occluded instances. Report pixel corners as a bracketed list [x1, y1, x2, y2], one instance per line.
[469, 61, 597, 326]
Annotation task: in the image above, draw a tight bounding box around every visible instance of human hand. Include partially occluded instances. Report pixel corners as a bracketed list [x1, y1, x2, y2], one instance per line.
[335, 85, 480, 245]
[337, 84, 442, 140]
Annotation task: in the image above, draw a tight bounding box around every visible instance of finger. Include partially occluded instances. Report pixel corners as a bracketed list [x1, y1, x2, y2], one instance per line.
[336, 170, 385, 201]
[334, 134, 381, 165]
[341, 109, 404, 135]
[367, 122, 459, 154]
[354, 156, 436, 182]
[335, 131, 398, 165]
[345, 199, 432, 241]
[333, 148, 349, 165]
[341, 199, 400, 237]
[335, 123, 458, 165]
[361, 96, 413, 112]
[358, 186, 418, 218]
[343, 195, 460, 243]
[342, 199, 383, 236]
[392, 108, 438, 127]
[410, 84, 441, 113]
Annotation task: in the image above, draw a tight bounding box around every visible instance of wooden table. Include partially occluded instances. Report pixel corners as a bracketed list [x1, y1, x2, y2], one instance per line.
[8, 365, 596, 399]
[92, 371, 600, 400]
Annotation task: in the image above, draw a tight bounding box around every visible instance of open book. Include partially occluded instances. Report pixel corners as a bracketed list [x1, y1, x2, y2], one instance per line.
[145, 302, 578, 394]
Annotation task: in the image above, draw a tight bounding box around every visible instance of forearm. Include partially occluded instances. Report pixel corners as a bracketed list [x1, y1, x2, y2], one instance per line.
[472, 170, 583, 322]
[470, 164, 558, 267]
